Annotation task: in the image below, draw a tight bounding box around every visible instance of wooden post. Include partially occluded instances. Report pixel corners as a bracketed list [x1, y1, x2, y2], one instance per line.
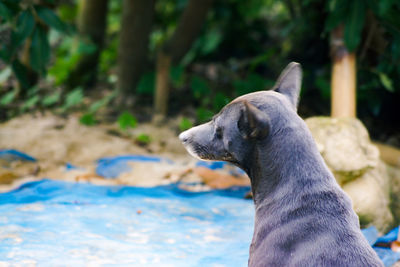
[330, 26, 356, 118]
[154, 51, 172, 119]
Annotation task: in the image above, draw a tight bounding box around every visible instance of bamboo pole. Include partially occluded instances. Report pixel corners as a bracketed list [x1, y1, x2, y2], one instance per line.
[330, 26, 357, 118]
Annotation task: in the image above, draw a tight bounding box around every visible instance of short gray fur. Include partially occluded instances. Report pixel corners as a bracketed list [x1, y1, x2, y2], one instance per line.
[179, 62, 383, 267]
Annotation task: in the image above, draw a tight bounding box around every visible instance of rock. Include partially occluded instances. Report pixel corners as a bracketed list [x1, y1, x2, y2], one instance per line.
[305, 117, 393, 231]
[388, 165, 400, 225]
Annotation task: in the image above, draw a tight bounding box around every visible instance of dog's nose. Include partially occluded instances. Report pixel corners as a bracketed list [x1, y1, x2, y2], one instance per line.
[179, 130, 190, 143]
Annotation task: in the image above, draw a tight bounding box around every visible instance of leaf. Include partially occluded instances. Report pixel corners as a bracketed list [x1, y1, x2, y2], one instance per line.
[137, 72, 155, 95]
[201, 30, 222, 55]
[233, 73, 268, 95]
[344, 0, 366, 51]
[21, 95, 40, 111]
[135, 134, 151, 145]
[379, 72, 394, 92]
[63, 87, 83, 110]
[179, 117, 193, 132]
[0, 67, 12, 84]
[190, 76, 210, 99]
[315, 77, 331, 100]
[30, 26, 50, 75]
[42, 91, 61, 106]
[118, 111, 137, 130]
[213, 92, 231, 111]
[0, 90, 16, 105]
[170, 65, 184, 87]
[325, 0, 349, 32]
[0, 2, 12, 21]
[80, 113, 96, 126]
[196, 108, 214, 123]
[15, 10, 35, 45]
[77, 39, 97, 54]
[11, 59, 30, 89]
[88, 93, 115, 113]
[36, 6, 68, 33]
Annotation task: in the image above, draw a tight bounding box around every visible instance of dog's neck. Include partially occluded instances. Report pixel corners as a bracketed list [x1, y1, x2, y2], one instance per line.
[245, 120, 331, 207]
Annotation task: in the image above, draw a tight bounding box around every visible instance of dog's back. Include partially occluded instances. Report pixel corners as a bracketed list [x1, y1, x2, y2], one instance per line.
[248, 117, 382, 267]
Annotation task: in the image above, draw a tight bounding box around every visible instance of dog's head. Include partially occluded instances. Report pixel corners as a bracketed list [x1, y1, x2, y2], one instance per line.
[179, 62, 302, 169]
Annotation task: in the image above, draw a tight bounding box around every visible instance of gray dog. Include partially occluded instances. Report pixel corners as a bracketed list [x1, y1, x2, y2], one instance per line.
[179, 62, 383, 266]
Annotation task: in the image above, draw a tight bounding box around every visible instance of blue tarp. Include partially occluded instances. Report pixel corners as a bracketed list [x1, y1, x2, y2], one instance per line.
[361, 226, 400, 267]
[0, 179, 253, 266]
[0, 149, 36, 162]
[96, 155, 167, 178]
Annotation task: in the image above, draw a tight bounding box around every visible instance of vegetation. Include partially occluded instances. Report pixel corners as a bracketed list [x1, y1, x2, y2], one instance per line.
[0, 0, 399, 135]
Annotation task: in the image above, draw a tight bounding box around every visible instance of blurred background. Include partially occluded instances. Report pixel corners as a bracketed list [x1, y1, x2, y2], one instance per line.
[0, 0, 399, 142]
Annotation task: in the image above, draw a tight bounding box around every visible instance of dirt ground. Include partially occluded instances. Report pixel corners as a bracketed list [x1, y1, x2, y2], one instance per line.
[0, 112, 250, 192]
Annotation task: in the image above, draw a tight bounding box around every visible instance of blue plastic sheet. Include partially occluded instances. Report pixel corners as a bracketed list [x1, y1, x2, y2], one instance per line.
[361, 226, 380, 246]
[361, 226, 400, 267]
[374, 248, 400, 267]
[196, 161, 246, 176]
[96, 155, 166, 178]
[0, 179, 253, 266]
[0, 149, 36, 162]
[377, 227, 399, 244]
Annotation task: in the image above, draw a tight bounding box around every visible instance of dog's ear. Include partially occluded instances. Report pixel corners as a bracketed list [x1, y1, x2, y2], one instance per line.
[238, 101, 270, 140]
[273, 62, 302, 110]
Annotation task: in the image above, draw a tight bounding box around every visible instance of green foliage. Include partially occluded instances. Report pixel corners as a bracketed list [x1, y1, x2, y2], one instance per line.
[137, 72, 155, 95]
[196, 107, 214, 123]
[30, 26, 50, 75]
[179, 117, 193, 132]
[170, 65, 185, 87]
[378, 72, 394, 93]
[79, 113, 96, 126]
[11, 60, 29, 89]
[315, 76, 331, 100]
[99, 38, 118, 76]
[15, 10, 35, 46]
[135, 134, 151, 145]
[344, 1, 366, 51]
[233, 73, 272, 96]
[42, 91, 61, 106]
[62, 87, 84, 111]
[78, 92, 115, 126]
[20, 95, 40, 112]
[118, 111, 137, 130]
[0, 1, 71, 88]
[88, 93, 115, 114]
[0, 67, 12, 84]
[213, 92, 231, 111]
[0, 90, 16, 106]
[190, 76, 210, 99]
[49, 37, 97, 85]
[36, 6, 70, 33]
[326, 0, 367, 51]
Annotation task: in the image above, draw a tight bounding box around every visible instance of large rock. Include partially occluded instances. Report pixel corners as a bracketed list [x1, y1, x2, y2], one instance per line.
[388, 165, 400, 224]
[305, 117, 393, 232]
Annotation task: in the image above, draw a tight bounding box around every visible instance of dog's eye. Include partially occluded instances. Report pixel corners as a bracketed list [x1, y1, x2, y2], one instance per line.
[216, 128, 223, 139]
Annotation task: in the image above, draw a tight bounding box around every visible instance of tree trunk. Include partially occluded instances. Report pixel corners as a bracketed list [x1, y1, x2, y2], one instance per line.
[164, 0, 214, 64]
[154, 51, 171, 118]
[330, 25, 356, 118]
[117, 0, 155, 105]
[68, 0, 109, 87]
